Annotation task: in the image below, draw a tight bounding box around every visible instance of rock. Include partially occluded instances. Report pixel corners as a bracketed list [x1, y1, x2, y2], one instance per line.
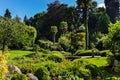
[8, 65, 22, 74]
[27, 73, 38, 80]
[61, 51, 65, 54]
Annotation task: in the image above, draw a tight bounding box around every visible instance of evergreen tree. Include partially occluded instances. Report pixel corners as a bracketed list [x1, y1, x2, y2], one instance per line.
[105, 0, 120, 23]
[76, 0, 94, 49]
[4, 9, 12, 18]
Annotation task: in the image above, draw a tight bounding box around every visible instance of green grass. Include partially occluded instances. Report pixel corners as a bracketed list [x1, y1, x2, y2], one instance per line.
[7, 50, 120, 78]
[79, 57, 108, 67]
[9, 50, 33, 59]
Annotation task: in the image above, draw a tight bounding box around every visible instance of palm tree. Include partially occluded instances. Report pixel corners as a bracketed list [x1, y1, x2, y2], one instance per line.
[77, 0, 95, 49]
[50, 26, 58, 45]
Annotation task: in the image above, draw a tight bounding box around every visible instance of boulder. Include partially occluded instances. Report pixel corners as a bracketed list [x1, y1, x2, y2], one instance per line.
[27, 73, 38, 80]
[8, 65, 22, 74]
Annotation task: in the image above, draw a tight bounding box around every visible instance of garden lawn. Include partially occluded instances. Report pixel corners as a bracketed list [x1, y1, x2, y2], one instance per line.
[7, 50, 120, 78]
[78, 57, 120, 78]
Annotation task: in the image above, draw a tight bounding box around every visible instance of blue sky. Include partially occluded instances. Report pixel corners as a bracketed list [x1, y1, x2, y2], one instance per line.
[0, 0, 104, 20]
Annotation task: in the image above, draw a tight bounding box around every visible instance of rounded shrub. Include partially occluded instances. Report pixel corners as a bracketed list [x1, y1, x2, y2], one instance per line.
[11, 74, 28, 80]
[47, 51, 65, 62]
[35, 66, 50, 80]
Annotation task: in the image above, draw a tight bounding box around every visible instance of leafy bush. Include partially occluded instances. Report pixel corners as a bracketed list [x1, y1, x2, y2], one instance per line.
[0, 53, 8, 80]
[47, 51, 65, 62]
[20, 64, 35, 74]
[35, 66, 50, 80]
[11, 74, 28, 80]
[78, 68, 91, 80]
[58, 35, 71, 51]
[45, 61, 57, 73]
[71, 32, 85, 50]
[38, 40, 53, 49]
[85, 64, 103, 79]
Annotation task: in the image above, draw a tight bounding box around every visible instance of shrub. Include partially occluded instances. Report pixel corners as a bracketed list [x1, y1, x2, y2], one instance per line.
[0, 52, 8, 80]
[11, 74, 28, 80]
[71, 32, 85, 50]
[20, 64, 35, 74]
[38, 40, 53, 49]
[35, 66, 50, 80]
[58, 36, 71, 51]
[44, 61, 57, 73]
[78, 68, 91, 80]
[47, 51, 65, 62]
[85, 64, 103, 79]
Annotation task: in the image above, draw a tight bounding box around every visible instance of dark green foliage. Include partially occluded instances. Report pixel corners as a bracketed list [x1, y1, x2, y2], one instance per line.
[99, 50, 112, 57]
[97, 13, 110, 33]
[105, 0, 120, 23]
[4, 9, 12, 18]
[11, 74, 28, 80]
[65, 6, 81, 30]
[41, 1, 67, 39]
[35, 66, 50, 80]
[85, 64, 103, 79]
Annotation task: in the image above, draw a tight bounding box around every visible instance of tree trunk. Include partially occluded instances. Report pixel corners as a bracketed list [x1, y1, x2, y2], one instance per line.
[83, 5, 89, 50]
[53, 33, 56, 46]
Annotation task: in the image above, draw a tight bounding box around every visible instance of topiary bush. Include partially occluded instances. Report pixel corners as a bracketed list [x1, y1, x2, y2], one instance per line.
[11, 74, 28, 80]
[35, 66, 50, 80]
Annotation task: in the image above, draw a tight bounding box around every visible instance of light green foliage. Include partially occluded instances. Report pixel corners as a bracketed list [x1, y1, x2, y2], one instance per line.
[47, 51, 65, 62]
[71, 32, 86, 50]
[103, 21, 120, 54]
[50, 26, 58, 45]
[59, 21, 68, 34]
[0, 16, 37, 51]
[50, 26, 58, 33]
[58, 35, 71, 51]
[21, 25, 37, 46]
[11, 74, 28, 80]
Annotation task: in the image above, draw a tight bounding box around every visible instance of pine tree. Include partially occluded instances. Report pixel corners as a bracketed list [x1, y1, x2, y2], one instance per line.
[4, 9, 12, 18]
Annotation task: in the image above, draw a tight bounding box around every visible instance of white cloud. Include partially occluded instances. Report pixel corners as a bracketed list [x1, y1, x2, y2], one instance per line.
[98, 3, 105, 8]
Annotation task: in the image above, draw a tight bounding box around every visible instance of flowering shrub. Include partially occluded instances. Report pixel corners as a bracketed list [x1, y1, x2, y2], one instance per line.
[0, 52, 8, 80]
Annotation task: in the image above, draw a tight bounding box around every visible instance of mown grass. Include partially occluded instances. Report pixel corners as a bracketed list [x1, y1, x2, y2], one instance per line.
[79, 57, 108, 67]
